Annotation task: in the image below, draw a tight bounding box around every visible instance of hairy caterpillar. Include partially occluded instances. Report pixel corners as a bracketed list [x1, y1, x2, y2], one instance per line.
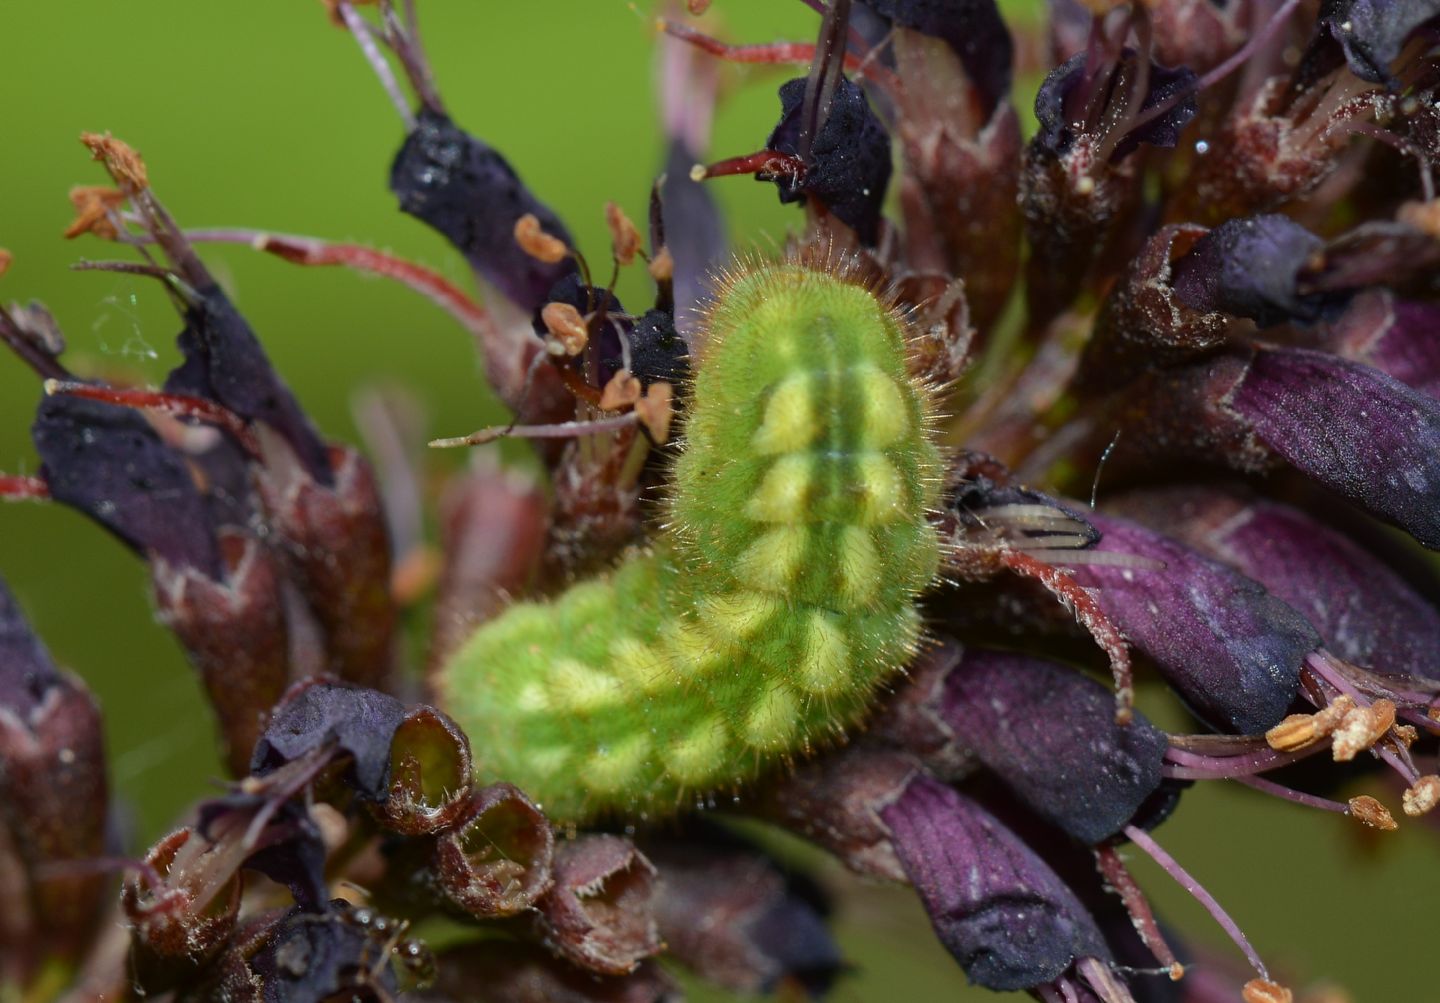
[436, 260, 942, 823]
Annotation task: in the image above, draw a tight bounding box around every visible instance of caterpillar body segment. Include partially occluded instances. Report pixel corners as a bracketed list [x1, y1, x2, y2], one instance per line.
[436, 261, 943, 823]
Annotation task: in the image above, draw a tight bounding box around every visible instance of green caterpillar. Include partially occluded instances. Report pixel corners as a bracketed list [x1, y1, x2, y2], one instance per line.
[435, 260, 942, 823]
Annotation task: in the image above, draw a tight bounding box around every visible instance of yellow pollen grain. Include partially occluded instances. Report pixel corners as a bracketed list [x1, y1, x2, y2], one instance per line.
[799, 611, 851, 694]
[665, 716, 731, 785]
[580, 734, 650, 794]
[753, 373, 819, 455]
[744, 684, 801, 750]
[853, 452, 905, 524]
[745, 454, 814, 523]
[837, 525, 880, 607]
[854, 365, 908, 448]
[608, 636, 671, 693]
[736, 525, 809, 593]
[550, 658, 625, 712]
[697, 590, 783, 643]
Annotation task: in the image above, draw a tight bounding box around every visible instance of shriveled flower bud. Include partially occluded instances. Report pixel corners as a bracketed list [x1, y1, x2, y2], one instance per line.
[432, 782, 554, 917]
[373, 705, 473, 835]
[534, 834, 662, 976]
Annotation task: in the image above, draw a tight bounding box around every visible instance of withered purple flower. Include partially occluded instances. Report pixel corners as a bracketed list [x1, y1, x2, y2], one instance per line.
[5, 0, 1440, 1000]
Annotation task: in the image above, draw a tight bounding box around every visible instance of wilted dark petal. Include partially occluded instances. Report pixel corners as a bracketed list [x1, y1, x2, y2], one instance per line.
[940, 649, 1168, 844]
[250, 681, 408, 800]
[1169, 214, 1328, 327]
[613, 308, 688, 391]
[32, 393, 221, 577]
[1113, 487, 1440, 680]
[153, 533, 289, 777]
[1312, 0, 1440, 83]
[428, 942, 679, 1003]
[1079, 223, 1225, 392]
[535, 834, 662, 976]
[1077, 514, 1318, 734]
[0, 583, 109, 956]
[1327, 292, 1440, 399]
[1229, 346, 1440, 548]
[1033, 51, 1198, 161]
[373, 706, 473, 835]
[644, 828, 841, 997]
[863, 0, 1014, 114]
[1297, 219, 1440, 297]
[880, 774, 1110, 991]
[232, 804, 330, 913]
[249, 903, 400, 1003]
[767, 76, 892, 244]
[432, 782, 554, 918]
[391, 107, 578, 312]
[259, 444, 396, 688]
[166, 283, 331, 484]
[659, 141, 726, 337]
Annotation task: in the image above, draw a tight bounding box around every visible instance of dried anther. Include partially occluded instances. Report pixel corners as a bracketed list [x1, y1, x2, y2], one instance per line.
[1402, 775, 1440, 816]
[541, 301, 590, 356]
[515, 211, 571, 266]
[63, 185, 126, 239]
[1347, 795, 1398, 830]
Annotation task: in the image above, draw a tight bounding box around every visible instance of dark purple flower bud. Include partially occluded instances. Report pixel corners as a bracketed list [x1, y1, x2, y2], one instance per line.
[1170, 214, 1329, 327]
[32, 393, 222, 578]
[644, 828, 841, 997]
[535, 834, 662, 976]
[391, 107, 578, 312]
[863, 0, 1014, 115]
[610, 308, 688, 391]
[373, 706, 473, 835]
[765, 74, 893, 245]
[250, 681, 407, 801]
[939, 648, 1169, 843]
[0, 579, 109, 956]
[153, 532, 289, 777]
[1309, 0, 1440, 84]
[431, 782, 554, 918]
[1112, 487, 1440, 680]
[1076, 513, 1319, 734]
[1326, 290, 1440, 399]
[1228, 346, 1440, 548]
[880, 774, 1111, 991]
[1079, 223, 1226, 392]
[429, 463, 548, 669]
[259, 444, 396, 688]
[1033, 51, 1198, 163]
[427, 942, 679, 1003]
[165, 283, 332, 484]
[249, 902, 401, 1003]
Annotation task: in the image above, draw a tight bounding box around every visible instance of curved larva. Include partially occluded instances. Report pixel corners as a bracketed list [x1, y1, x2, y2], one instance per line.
[436, 261, 942, 823]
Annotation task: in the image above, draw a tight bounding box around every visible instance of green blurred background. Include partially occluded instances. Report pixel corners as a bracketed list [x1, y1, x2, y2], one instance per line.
[0, 2, 1433, 999]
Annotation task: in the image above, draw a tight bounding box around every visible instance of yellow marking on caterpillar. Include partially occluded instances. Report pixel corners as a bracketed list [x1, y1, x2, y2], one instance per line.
[855, 365, 909, 448]
[743, 683, 801, 750]
[799, 611, 851, 694]
[735, 525, 810, 593]
[753, 372, 819, 455]
[745, 454, 815, 523]
[665, 717, 731, 785]
[837, 525, 880, 607]
[853, 452, 905, 523]
[581, 734, 651, 794]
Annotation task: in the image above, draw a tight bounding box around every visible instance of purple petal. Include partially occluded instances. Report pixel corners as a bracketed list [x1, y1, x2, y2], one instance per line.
[390, 107, 578, 312]
[862, 0, 1014, 115]
[940, 649, 1168, 843]
[880, 774, 1110, 991]
[249, 681, 408, 800]
[1077, 514, 1319, 734]
[32, 394, 222, 578]
[1328, 292, 1440, 399]
[0, 578, 59, 721]
[766, 75, 892, 244]
[165, 284, 332, 484]
[1230, 346, 1440, 548]
[1312, 0, 1440, 83]
[1034, 51, 1198, 161]
[659, 140, 726, 338]
[1115, 487, 1440, 680]
[1170, 214, 1328, 326]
